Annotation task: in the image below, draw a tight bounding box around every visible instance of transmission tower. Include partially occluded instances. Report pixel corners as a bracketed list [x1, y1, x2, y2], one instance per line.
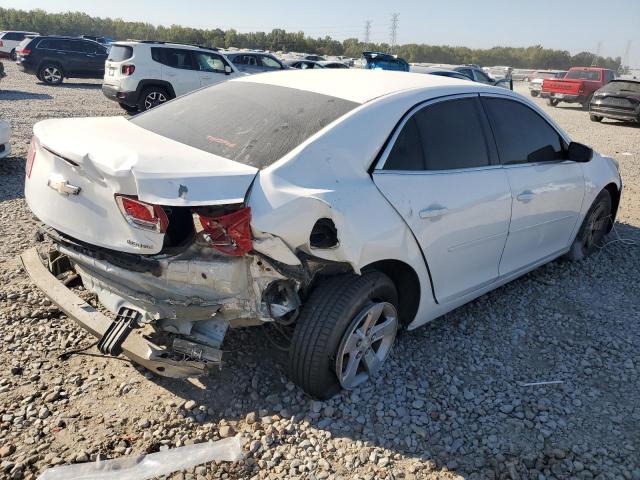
[619, 40, 631, 75]
[364, 20, 372, 45]
[591, 40, 602, 66]
[390, 13, 399, 54]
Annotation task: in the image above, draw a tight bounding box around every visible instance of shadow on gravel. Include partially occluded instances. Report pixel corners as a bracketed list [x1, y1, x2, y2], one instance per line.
[137, 221, 640, 477]
[0, 157, 26, 202]
[0, 90, 52, 100]
[38, 82, 102, 90]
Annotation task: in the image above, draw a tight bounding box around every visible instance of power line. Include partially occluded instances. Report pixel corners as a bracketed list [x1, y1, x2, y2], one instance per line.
[389, 13, 399, 54]
[620, 40, 632, 74]
[591, 40, 602, 66]
[364, 20, 371, 44]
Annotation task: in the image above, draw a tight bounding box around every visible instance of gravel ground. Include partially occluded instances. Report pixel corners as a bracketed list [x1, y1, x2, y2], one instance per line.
[1, 62, 639, 480]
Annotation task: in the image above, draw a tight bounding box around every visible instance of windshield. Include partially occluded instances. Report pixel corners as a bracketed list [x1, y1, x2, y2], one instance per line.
[600, 81, 640, 94]
[131, 81, 359, 169]
[566, 70, 601, 81]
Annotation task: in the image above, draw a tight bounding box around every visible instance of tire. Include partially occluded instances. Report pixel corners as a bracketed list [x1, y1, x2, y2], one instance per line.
[590, 114, 603, 122]
[9, 49, 16, 61]
[39, 64, 64, 85]
[547, 98, 560, 107]
[119, 103, 138, 114]
[137, 86, 169, 111]
[288, 272, 399, 399]
[565, 190, 612, 261]
[581, 94, 593, 111]
[530, 91, 539, 97]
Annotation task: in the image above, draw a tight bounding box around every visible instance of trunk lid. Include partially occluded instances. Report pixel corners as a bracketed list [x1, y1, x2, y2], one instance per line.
[25, 117, 258, 254]
[542, 78, 584, 95]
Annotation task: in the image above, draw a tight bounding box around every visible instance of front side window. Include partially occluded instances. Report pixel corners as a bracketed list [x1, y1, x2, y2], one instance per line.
[259, 55, 282, 69]
[482, 97, 563, 165]
[385, 97, 491, 171]
[194, 52, 226, 73]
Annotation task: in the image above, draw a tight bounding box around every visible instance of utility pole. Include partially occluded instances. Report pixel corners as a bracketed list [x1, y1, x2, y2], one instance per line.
[390, 13, 399, 54]
[591, 40, 602, 66]
[619, 40, 631, 75]
[363, 20, 371, 46]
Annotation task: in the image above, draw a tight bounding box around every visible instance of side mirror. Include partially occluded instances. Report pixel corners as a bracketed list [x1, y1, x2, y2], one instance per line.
[224, 65, 232, 75]
[567, 142, 593, 162]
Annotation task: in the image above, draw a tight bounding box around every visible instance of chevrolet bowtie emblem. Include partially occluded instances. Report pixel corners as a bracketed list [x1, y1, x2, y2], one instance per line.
[47, 178, 81, 196]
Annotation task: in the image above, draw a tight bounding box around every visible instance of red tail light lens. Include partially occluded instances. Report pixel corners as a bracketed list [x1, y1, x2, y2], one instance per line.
[115, 195, 169, 233]
[0, 41, 3, 47]
[26, 137, 37, 178]
[121, 64, 135, 75]
[16, 48, 31, 55]
[194, 207, 252, 256]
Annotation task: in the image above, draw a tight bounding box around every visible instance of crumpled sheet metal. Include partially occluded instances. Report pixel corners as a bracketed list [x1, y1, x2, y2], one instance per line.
[36, 436, 243, 480]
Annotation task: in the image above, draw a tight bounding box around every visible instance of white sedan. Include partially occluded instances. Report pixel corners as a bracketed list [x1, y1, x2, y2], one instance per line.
[22, 70, 621, 398]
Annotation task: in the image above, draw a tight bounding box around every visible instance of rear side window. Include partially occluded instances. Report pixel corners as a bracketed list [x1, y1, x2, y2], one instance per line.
[3, 32, 25, 41]
[130, 81, 359, 169]
[385, 97, 491, 171]
[108, 45, 133, 62]
[482, 97, 563, 165]
[151, 48, 195, 70]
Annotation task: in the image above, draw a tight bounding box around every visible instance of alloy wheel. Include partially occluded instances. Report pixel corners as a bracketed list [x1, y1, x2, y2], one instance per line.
[335, 301, 398, 389]
[583, 203, 609, 251]
[43, 67, 62, 84]
[144, 91, 167, 110]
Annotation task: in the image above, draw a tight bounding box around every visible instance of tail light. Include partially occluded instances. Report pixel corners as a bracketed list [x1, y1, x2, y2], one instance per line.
[193, 207, 252, 256]
[121, 64, 135, 75]
[115, 195, 169, 233]
[16, 48, 31, 55]
[26, 137, 37, 178]
[0, 41, 3, 47]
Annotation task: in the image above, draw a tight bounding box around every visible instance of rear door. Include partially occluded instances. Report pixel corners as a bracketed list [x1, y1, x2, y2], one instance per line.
[481, 95, 585, 275]
[153, 47, 200, 96]
[193, 51, 236, 87]
[77, 40, 108, 77]
[373, 95, 512, 303]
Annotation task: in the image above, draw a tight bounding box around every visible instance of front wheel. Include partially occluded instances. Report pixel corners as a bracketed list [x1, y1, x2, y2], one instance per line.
[590, 114, 603, 122]
[530, 90, 539, 97]
[565, 190, 612, 261]
[288, 272, 398, 399]
[547, 98, 560, 107]
[39, 64, 64, 85]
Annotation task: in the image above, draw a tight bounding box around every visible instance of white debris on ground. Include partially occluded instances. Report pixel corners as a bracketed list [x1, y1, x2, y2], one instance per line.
[1, 62, 639, 480]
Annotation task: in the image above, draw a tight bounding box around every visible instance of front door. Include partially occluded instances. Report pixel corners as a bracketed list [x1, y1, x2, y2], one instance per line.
[193, 51, 236, 87]
[373, 95, 512, 304]
[158, 48, 200, 96]
[480, 95, 585, 275]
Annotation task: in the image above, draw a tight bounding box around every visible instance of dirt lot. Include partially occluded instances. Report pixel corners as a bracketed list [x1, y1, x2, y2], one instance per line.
[1, 62, 639, 480]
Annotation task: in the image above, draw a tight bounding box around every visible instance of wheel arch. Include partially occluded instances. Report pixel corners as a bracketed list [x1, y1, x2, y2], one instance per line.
[135, 80, 176, 100]
[361, 259, 420, 326]
[603, 182, 621, 232]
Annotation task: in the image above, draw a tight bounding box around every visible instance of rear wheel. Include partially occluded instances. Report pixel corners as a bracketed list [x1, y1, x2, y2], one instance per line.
[39, 64, 64, 85]
[547, 98, 560, 107]
[565, 190, 612, 261]
[288, 272, 398, 399]
[138, 86, 169, 111]
[582, 94, 593, 110]
[9, 49, 16, 61]
[590, 114, 603, 122]
[530, 91, 539, 97]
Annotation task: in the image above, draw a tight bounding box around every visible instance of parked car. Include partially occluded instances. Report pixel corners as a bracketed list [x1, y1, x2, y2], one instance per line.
[410, 65, 473, 81]
[0, 31, 38, 60]
[529, 70, 567, 97]
[362, 51, 409, 72]
[225, 51, 286, 74]
[102, 41, 241, 113]
[454, 66, 512, 89]
[80, 35, 112, 45]
[304, 54, 326, 62]
[589, 79, 640, 123]
[0, 119, 10, 159]
[317, 61, 349, 69]
[22, 70, 621, 399]
[542, 67, 616, 109]
[285, 59, 324, 69]
[15, 35, 108, 85]
[511, 68, 536, 81]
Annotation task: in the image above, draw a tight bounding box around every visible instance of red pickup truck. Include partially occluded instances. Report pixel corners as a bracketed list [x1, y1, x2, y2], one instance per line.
[542, 67, 616, 109]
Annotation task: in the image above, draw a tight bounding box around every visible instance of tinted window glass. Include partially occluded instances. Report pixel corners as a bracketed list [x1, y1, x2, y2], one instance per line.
[151, 48, 195, 70]
[108, 45, 133, 61]
[385, 98, 490, 171]
[475, 70, 491, 83]
[194, 52, 226, 72]
[131, 82, 359, 169]
[483, 97, 563, 165]
[259, 56, 282, 69]
[385, 117, 425, 170]
[4, 32, 23, 41]
[566, 70, 601, 81]
[71, 41, 94, 53]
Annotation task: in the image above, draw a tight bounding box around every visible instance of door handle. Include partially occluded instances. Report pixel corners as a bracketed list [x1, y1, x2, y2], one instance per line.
[419, 205, 448, 219]
[516, 190, 536, 202]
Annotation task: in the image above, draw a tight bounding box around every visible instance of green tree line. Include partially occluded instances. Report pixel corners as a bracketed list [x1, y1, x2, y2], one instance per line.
[0, 7, 623, 70]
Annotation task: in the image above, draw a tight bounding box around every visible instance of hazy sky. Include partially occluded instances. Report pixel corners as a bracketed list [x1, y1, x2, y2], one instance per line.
[4, 0, 639, 66]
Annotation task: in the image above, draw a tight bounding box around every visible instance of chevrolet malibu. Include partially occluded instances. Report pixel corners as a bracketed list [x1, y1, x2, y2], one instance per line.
[22, 70, 621, 399]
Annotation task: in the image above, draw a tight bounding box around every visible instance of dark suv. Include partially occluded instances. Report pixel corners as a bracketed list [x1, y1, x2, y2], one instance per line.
[16, 36, 108, 85]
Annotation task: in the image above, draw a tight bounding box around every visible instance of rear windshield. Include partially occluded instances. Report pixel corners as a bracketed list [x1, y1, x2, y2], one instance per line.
[130, 81, 359, 169]
[600, 81, 640, 94]
[108, 45, 133, 62]
[566, 70, 601, 81]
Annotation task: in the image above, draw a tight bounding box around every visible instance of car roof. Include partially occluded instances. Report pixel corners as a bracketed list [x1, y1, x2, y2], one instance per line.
[114, 41, 218, 52]
[233, 69, 476, 103]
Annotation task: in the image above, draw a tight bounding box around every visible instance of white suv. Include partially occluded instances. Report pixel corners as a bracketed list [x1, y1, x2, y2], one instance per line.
[102, 41, 241, 113]
[0, 31, 38, 60]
